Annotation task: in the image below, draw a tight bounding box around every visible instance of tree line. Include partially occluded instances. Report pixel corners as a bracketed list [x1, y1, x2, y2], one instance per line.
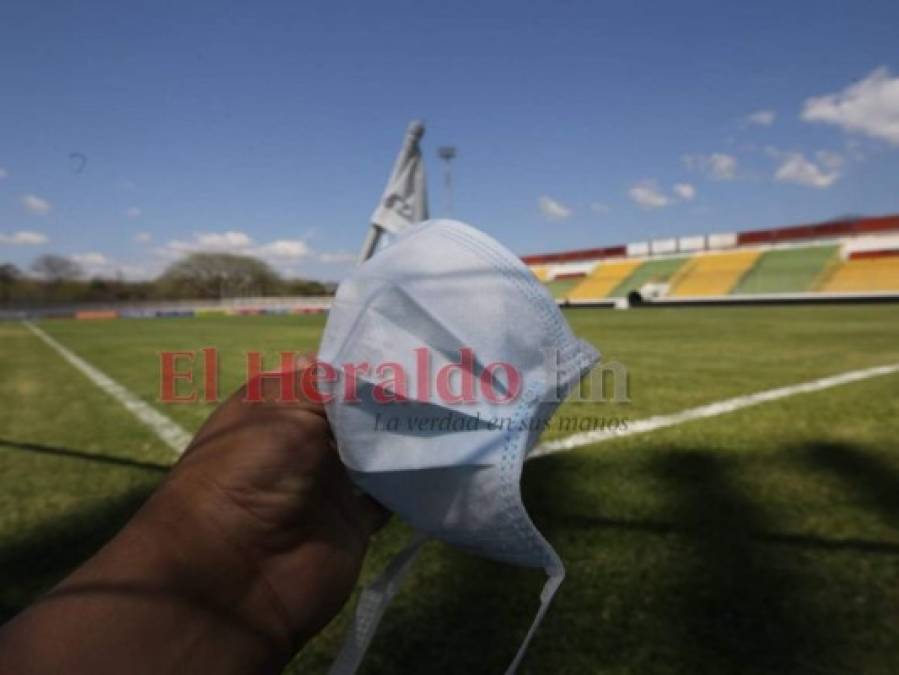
[0, 252, 332, 307]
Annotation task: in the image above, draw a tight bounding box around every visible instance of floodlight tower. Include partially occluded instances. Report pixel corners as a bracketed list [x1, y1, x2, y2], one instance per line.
[437, 145, 457, 216]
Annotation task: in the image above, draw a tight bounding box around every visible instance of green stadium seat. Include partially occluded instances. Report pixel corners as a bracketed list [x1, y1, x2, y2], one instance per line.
[732, 246, 838, 294]
[610, 257, 688, 297]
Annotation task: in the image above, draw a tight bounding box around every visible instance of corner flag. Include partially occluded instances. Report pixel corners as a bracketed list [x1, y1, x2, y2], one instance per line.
[358, 120, 429, 263]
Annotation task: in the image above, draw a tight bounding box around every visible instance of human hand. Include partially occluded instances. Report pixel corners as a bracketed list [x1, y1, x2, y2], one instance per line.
[141, 364, 389, 651]
[0, 364, 387, 675]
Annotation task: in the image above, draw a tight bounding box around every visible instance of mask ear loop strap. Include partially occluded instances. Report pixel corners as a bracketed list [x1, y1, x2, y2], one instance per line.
[503, 568, 565, 675]
[328, 533, 428, 675]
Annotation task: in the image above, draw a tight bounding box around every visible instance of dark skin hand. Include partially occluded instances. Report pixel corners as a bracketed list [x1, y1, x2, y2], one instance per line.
[0, 366, 387, 674]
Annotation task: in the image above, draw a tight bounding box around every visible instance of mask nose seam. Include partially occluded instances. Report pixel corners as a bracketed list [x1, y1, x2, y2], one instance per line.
[498, 381, 555, 567]
[438, 225, 565, 347]
[439, 223, 595, 402]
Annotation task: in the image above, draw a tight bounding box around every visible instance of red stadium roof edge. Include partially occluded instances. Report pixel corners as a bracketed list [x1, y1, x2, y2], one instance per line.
[520, 214, 899, 265]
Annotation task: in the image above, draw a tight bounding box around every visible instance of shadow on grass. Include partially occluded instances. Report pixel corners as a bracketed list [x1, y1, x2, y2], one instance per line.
[349, 447, 867, 675]
[5, 441, 893, 672]
[801, 441, 899, 530]
[356, 545, 548, 675]
[0, 485, 157, 623]
[0, 438, 170, 473]
[550, 512, 899, 556]
[650, 450, 842, 673]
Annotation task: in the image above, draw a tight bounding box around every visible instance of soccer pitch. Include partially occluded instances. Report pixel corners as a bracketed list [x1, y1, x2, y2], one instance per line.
[2, 305, 898, 674]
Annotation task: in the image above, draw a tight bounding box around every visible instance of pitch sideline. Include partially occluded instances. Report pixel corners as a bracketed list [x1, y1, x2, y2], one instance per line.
[532, 361, 899, 458]
[23, 321, 192, 454]
[22, 321, 899, 460]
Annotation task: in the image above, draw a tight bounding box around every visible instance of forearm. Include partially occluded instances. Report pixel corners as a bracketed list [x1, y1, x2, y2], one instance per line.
[0, 582, 287, 675]
[0, 381, 383, 675]
[0, 482, 294, 675]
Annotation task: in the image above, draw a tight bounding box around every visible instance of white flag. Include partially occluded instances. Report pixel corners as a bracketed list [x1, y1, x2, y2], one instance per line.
[370, 120, 428, 234]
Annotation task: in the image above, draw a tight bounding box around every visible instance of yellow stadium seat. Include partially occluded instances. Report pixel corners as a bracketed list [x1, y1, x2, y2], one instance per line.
[568, 259, 642, 300]
[668, 250, 762, 297]
[818, 256, 899, 292]
[530, 265, 549, 282]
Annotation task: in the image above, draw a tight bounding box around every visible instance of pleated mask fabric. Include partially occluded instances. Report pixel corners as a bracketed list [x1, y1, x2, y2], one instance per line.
[318, 220, 599, 674]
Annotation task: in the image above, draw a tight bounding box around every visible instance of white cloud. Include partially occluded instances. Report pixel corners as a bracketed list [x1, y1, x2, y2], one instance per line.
[774, 152, 840, 189]
[538, 195, 572, 220]
[683, 153, 738, 180]
[116, 264, 154, 280]
[628, 181, 695, 208]
[707, 154, 737, 180]
[628, 181, 670, 209]
[196, 231, 253, 249]
[158, 230, 314, 274]
[134, 232, 152, 243]
[70, 252, 154, 280]
[0, 230, 48, 245]
[816, 150, 844, 171]
[319, 251, 357, 264]
[125, 206, 142, 219]
[22, 194, 52, 216]
[673, 183, 696, 200]
[72, 252, 112, 267]
[802, 67, 899, 146]
[0, 167, 8, 179]
[165, 230, 254, 254]
[72, 252, 116, 278]
[254, 239, 311, 259]
[589, 202, 611, 215]
[746, 110, 776, 126]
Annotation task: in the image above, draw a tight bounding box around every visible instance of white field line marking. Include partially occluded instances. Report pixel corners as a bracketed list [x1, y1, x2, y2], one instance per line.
[23, 321, 191, 454]
[532, 362, 899, 458]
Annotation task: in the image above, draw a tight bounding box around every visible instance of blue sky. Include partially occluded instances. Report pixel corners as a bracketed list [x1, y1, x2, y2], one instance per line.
[1, 0, 898, 280]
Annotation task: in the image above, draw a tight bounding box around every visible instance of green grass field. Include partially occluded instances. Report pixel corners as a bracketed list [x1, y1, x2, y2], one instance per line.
[2, 305, 899, 674]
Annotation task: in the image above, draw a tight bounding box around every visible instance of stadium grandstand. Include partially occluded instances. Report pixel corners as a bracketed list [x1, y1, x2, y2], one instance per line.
[0, 295, 331, 322]
[523, 214, 899, 304]
[7, 214, 899, 322]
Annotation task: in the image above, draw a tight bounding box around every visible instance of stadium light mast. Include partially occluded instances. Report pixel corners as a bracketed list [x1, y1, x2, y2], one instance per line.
[437, 145, 457, 216]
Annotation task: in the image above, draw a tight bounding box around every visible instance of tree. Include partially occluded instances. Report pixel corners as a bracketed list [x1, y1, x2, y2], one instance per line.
[284, 278, 331, 295]
[30, 254, 83, 282]
[0, 263, 21, 285]
[0, 263, 22, 302]
[158, 252, 282, 299]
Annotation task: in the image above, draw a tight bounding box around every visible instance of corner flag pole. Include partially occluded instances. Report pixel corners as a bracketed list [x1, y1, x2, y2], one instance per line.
[357, 225, 382, 265]
[358, 120, 428, 264]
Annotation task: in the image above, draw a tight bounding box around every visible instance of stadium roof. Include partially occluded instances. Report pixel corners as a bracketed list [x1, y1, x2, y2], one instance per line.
[521, 214, 899, 265]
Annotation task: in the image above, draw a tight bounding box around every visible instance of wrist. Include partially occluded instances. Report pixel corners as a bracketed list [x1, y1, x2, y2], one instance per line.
[64, 477, 297, 664]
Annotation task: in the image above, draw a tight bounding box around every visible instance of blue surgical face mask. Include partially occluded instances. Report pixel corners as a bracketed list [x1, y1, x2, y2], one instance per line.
[318, 219, 599, 674]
